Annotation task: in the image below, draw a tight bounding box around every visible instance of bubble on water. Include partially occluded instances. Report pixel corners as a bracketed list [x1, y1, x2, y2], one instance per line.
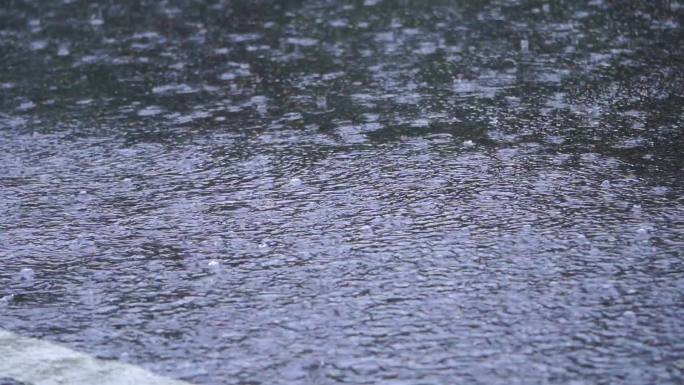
[316, 94, 328, 110]
[289, 177, 303, 187]
[600, 180, 611, 189]
[574, 10, 590, 19]
[329, 19, 348, 28]
[228, 33, 262, 43]
[536, 71, 563, 84]
[453, 77, 478, 94]
[152, 83, 197, 95]
[286, 37, 318, 47]
[169, 62, 185, 70]
[651, 186, 670, 196]
[520, 224, 532, 234]
[220, 71, 247, 81]
[131, 31, 160, 40]
[137, 106, 163, 117]
[19, 268, 35, 281]
[322, 72, 344, 81]
[616, 137, 648, 149]
[282, 112, 303, 121]
[394, 93, 422, 104]
[207, 259, 220, 267]
[337, 125, 366, 143]
[363, 113, 379, 122]
[361, 122, 383, 132]
[57, 44, 70, 56]
[501, 58, 517, 74]
[546, 92, 567, 109]
[89, 17, 104, 26]
[416, 42, 437, 55]
[219, 62, 251, 80]
[635, 227, 650, 240]
[411, 118, 430, 128]
[0, 294, 14, 307]
[17, 101, 36, 111]
[674, 359, 684, 371]
[621, 310, 637, 324]
[249, 95, 269, 116]
[545, 135, 565, 145]
[463, 140, 475, 148]
[360, 225, 374, 236]
[30, 40, 47, 51]
[172, 110, 212, 124]
[576, 233, 588, 244]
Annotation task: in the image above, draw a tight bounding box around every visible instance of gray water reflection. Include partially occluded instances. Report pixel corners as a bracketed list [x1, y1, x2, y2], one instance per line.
[1, 0, 683, 384]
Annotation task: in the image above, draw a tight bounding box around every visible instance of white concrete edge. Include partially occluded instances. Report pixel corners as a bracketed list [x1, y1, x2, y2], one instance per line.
[0, 329, 193, 385]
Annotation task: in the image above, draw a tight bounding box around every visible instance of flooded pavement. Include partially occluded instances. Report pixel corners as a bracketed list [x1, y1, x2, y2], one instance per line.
[1, 0, 683, 384]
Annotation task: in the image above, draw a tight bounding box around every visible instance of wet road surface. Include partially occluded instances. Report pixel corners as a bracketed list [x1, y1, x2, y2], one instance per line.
[1, 1, 684, 384]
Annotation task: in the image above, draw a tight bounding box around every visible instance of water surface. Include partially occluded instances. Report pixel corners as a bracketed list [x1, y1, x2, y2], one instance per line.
[1, 1, 683, 384]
